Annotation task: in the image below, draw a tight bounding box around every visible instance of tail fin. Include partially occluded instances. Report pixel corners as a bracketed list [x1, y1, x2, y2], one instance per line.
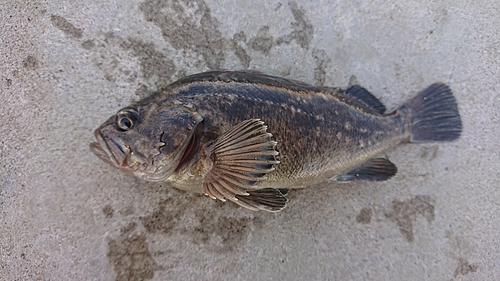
[405, 83, 462, 142]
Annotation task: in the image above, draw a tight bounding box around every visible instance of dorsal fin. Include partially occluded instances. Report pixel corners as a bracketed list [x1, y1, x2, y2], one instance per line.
[345, 85, 386, 114]
[169, 70, 340, 95]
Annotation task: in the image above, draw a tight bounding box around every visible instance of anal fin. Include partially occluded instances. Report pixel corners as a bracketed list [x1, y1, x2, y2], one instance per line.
[332, 158, 397, 182]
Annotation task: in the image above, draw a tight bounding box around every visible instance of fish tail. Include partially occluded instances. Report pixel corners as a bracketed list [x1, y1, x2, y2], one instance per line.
[404, 83, 462, 142]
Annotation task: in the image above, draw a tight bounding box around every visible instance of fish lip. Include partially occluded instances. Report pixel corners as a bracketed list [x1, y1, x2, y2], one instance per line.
[90, 130, 114, 165]
[90, 129, 127, 168]
[90, 122, 200, 181]
[89, 141, 115, 166]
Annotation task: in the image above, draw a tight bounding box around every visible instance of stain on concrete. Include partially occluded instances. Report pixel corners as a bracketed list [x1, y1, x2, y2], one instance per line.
[103, 31, 116, 43]
[82, 32, 121, 84]
[63, 1, 316, 89]
[420, 145, 439, 161]
[107, 222, 161, 281]
[138, 1, 313, 70]
[246, 2, 313, 56]
[453, 257, 478, 277]
[249, 26, 275, 55]
[312, 48, 331, 86]
[23, 55, 38, 69]
[384, 195, 435, 242]
[173, 68, 188, 82]
[276, 2, 314, 49]
[119, 205, 135, 216]
[230, 31, 251, 68]
[103, 205, 114, 218]
[134, 84, 151, 100]
[356, 207, 372, 224]
[348, 75, 359, 87]
[81, 31, 175, 97]
[192, 209, 264, 250]
[443, 231, 479, 279]
[140, 197, 184, 234]
[139, 0, 225, 70]
[81, 39, 95, 50]
[139, 195, 265, 250]
[445, 230, 474, 255]
[120, 37, 176, 93]
[213, 215, 263, 246]
[50, 15, 83, 38]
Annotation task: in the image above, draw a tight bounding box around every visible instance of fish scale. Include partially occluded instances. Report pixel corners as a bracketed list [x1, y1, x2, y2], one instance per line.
[180, 82, 405, 186]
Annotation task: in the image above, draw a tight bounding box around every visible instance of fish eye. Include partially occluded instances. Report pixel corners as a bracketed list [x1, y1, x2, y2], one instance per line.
[116, 109, 139, 131]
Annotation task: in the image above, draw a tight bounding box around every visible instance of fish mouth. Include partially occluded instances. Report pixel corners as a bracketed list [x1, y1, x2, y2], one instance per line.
[90, 129, 129, 169]
[89, 122, 204, 181]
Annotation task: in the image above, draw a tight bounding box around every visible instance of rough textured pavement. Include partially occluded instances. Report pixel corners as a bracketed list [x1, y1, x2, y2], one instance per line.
[1, 1, 499, 280]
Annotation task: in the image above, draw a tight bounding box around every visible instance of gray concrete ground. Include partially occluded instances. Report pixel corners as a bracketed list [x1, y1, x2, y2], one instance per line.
[1, 0, 499, 280]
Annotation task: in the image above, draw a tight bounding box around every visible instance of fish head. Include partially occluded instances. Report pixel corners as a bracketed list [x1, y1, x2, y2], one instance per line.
[90, 102, 203, 182]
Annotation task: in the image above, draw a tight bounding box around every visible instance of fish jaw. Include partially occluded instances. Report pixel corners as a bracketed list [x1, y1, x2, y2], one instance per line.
[89, 121, 201, 182]
[89, 128, 138, 176]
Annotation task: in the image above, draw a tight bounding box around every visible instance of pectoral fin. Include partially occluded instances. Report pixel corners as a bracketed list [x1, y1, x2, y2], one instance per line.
[332, 158, 397, 182]
[202, 119, 282, 211]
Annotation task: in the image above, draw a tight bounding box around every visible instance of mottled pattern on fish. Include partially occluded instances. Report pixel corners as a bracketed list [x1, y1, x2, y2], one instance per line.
[163, 80, 405, 188]
[91, 70, 462, 211]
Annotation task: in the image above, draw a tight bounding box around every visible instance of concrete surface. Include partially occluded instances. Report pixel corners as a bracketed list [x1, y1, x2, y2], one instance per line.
[1, 0, 499, 280]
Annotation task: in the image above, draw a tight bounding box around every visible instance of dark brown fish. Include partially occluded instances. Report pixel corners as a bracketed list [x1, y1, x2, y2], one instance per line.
[90, 70, 462, 211]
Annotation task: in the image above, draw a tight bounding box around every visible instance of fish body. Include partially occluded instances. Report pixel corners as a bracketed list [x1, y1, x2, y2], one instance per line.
[91, 70, 462, 211]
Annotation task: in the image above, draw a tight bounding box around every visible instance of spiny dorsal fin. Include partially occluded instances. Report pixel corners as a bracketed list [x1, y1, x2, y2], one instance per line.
[170, 70, 328, 95]
[235, 188, 288, 212]
[345, 85, 386, 114]
[202, 119, 281, 210]
[332, 158, 397, 182]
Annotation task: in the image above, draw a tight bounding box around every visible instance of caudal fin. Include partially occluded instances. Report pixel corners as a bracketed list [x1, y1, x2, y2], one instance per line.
[406, 83, 462, 142]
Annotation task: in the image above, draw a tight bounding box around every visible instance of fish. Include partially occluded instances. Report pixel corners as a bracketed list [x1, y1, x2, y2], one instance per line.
[90, 70, 462, 212]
